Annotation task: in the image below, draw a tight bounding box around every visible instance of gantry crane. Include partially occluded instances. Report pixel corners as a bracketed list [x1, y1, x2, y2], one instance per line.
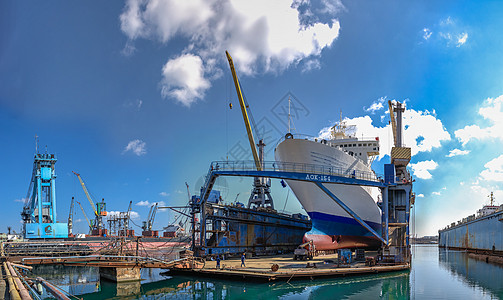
[72, 171, 107, 235]
[226, 51, 274, 209]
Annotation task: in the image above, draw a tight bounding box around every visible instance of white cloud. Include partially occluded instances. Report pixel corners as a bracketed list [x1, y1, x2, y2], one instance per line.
[416, 194, 424, 198]
[14, 198, 26, 203]
[432, 191, 441, 196]
[364, 97, 386, 113]
[318, 103, 450, 159]
[422, 28, 432, 40]
[120, 0, 340, 105]
[136, 200, 150, 206]
[480, 154, 503, 182]
[161, 54, 211, 107]
[456, 32, 468, 47]
[409, 160, 438, 180]
[455, 95, 503, 145]
[123, 139, 147, 156]
[446, 149, 470, 157]
[301, 58, 321, 73]
[159, 192, 169, 197]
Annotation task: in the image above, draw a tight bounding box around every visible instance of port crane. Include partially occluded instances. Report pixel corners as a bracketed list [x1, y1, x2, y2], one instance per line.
[68, 197, 75, 236]
[142, 203, 158, 232]
[226, 51, 274, 209]
[76, 200, 93, 233]
[72, 171, 107, 235]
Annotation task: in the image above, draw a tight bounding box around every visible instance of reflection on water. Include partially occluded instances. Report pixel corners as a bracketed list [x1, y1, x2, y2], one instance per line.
[28, 245, 503, 299]
[439, 247, 503, 297]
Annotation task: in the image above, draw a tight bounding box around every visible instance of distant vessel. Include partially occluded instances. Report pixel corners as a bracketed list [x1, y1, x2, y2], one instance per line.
[274, 116, 382, 250]
[439, 192, 503, 254]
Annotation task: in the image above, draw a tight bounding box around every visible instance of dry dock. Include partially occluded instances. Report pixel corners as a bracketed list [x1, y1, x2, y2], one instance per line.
[168, 254, 410, 282]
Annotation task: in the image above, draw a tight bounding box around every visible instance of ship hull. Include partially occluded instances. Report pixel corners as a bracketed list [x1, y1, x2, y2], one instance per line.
[275, 138, 382, 250]
[439, 210, 503, 254]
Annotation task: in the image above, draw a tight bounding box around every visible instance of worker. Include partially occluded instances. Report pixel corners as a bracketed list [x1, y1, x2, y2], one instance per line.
[216, 255, 221, 269]
[241, 252, 246, 267]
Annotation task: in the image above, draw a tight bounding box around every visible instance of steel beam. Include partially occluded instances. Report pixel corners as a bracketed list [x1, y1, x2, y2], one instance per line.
[315, 182, 387, 245]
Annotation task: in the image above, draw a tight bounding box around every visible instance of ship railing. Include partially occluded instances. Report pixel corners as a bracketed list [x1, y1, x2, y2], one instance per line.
[208, 160, 383, 183]
[275, 133, 381, 145]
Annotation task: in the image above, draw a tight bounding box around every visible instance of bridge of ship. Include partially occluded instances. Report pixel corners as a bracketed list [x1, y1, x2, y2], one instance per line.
[197, 160, 407, 248]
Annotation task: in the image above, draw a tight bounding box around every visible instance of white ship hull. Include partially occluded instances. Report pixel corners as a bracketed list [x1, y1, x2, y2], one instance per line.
[275, 138, 382, 250]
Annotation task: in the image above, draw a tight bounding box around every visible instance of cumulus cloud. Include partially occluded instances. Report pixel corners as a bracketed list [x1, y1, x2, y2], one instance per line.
[123, 139, 147, 156]
[120, 0, 341, 106]
[364, 97, 386, 113]
[14, 198, 26, 203]
[455, 95, 503, 145]
[416, 194, 424, 198]
[432, 191, 441, 196]
[446, 149, 470, 157]
[409, 160, 439, 180]
[479, 154, 503, 182]
[136, 200, 150, 206]
[159, 192, 169, 197]
[161, 54, 211, 106]
[318, 102, 450, 159]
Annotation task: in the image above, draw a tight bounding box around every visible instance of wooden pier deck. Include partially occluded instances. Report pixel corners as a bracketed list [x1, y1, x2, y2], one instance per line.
[168, 254, 410, 282]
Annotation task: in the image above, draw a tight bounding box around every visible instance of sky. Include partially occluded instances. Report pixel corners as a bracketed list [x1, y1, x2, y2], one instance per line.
[2, 0, 503, 237]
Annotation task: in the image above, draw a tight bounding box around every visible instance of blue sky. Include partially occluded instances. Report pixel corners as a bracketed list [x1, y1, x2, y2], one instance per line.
[2, 0, 503, 237]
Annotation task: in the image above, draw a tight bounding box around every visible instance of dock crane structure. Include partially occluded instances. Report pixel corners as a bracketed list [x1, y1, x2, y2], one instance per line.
[226, 51, 274, 209]
[72, 171, 108, 236]
[76, 201, 92, 233]
[68, 197, 75, 237]
[142, 203, 159, 237]
[21, 148, 68, 239]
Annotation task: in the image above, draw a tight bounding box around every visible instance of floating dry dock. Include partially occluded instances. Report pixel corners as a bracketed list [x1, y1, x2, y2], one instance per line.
[167, 254, 410, 282]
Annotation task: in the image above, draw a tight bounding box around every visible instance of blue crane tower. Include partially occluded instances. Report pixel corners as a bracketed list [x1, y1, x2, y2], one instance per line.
[21, 149, 68, 239]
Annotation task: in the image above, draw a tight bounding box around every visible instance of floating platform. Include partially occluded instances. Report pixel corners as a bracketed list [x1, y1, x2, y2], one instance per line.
[167, 254, 410, 282]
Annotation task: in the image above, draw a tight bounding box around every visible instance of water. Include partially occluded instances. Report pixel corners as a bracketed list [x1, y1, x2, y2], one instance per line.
[28, 245, 503, 299]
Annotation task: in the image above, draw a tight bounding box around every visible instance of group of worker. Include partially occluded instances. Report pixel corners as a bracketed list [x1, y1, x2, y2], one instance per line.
[215, 252, 246, 269]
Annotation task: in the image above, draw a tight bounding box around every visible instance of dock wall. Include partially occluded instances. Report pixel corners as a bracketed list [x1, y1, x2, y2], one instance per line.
[438, 211, 503, 253]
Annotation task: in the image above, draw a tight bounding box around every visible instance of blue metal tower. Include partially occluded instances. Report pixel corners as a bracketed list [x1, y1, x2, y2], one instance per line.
[21, 150, 68, 239]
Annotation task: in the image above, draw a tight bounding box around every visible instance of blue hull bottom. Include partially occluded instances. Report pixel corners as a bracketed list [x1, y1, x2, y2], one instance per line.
[304, 211, 382, 250]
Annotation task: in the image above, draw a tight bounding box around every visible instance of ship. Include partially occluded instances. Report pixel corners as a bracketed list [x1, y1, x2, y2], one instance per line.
[438, 192, 503, 254]
[274, 117, 382, 251]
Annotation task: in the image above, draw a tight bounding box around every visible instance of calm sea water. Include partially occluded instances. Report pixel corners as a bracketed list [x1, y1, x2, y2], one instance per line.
[29, 244, 503, 299]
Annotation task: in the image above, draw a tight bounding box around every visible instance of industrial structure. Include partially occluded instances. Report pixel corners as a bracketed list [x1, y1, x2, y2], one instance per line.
[21, 149, 68, 239]
[439, 192, 503, 254]
[73, 171, 108, 236]
[188, 52, 415, 263]
[142, 203, 159, 237]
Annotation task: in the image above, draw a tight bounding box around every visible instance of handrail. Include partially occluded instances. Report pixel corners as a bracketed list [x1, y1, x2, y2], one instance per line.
[208, 160, 382, 183]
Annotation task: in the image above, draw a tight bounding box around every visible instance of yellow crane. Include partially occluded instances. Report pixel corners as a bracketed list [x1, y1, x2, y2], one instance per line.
[226, 51, 274, 209]
[225, 51, 262, 171]
[72, 171, 107, 217]
[76, 200, 92, 232]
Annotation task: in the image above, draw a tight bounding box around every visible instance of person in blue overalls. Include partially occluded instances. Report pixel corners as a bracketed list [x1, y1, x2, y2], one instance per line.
[241, 252, 246, 267]
[216, 255, 221, 269]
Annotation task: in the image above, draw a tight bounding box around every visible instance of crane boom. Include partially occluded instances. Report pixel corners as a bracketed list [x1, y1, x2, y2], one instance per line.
[225, 51, 262, 171]
[388, 100, 398, 147]
[76, 201, 92, 231]
[72, 171, 98, 216]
